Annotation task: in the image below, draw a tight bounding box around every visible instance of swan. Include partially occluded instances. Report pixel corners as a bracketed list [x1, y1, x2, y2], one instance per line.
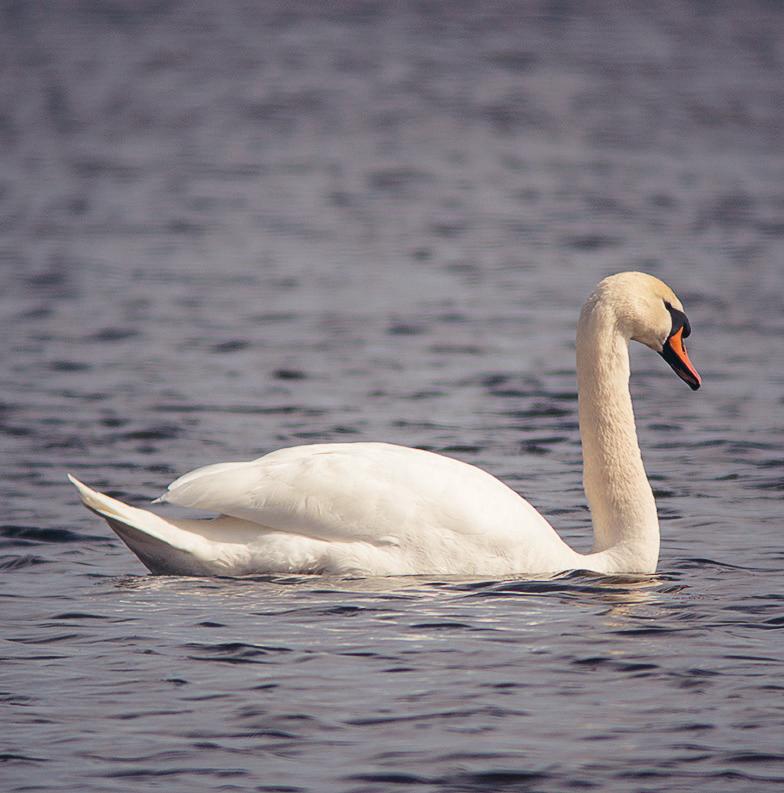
[69, 272, 701, 577]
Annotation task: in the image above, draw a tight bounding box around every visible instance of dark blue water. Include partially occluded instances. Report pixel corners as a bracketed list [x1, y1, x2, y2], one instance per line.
[2, 2, 784, 790]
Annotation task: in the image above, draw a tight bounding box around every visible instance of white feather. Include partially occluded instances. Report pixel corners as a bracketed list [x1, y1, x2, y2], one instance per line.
[70, 272, 699, 577]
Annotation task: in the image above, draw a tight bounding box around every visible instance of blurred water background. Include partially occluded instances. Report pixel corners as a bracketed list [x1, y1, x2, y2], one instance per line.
[2, 1, 783, 791]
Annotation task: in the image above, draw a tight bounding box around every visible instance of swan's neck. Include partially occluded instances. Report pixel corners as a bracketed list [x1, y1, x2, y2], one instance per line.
[576, 299, 659, 573]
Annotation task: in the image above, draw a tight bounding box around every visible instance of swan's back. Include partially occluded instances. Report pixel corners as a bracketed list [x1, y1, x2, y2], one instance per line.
[155, 443, 575, 574]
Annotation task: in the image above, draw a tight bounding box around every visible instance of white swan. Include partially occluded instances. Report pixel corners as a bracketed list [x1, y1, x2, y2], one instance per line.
[70, 272, 701, 577]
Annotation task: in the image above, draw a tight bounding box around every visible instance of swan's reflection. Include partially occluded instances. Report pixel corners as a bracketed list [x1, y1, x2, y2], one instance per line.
[111, 568, 680, 623]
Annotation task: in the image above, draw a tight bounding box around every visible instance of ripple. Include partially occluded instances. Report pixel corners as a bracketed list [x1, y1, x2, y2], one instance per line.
[0, 753, 46, 764]
[88, 327, 139, 342]
[0, 525, 95, 544]
[3, 3, 784, 793]
[210, 340, 250, 353]
[185, 642, 294, 664]
[0, 554, 47, 570]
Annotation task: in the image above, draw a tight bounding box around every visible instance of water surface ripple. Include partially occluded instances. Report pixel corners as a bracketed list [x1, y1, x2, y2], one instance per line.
[2, 2, 784, 791]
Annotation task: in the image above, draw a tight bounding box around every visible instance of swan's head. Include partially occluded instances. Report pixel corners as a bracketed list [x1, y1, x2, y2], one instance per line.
[590, 271, 701, 390]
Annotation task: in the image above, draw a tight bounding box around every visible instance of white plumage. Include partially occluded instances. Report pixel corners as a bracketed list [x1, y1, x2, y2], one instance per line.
[70, 272, 701, 577]
[70, 443, 576, 576]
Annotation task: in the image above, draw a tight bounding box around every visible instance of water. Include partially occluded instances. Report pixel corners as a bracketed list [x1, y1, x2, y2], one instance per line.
[2, 2, 784, 790]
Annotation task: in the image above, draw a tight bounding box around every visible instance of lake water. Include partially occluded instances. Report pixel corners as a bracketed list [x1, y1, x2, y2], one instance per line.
[2, 2, 783, 791]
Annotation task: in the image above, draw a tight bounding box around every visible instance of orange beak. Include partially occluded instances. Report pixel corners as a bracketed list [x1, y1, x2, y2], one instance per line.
[659, 326, 701, 390]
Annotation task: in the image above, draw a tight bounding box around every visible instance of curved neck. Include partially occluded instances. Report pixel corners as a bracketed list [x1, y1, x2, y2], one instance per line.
[576, 299, 659, 573]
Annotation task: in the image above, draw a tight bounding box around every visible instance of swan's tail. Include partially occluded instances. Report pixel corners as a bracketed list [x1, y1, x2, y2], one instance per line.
[68, 475, 219, 575]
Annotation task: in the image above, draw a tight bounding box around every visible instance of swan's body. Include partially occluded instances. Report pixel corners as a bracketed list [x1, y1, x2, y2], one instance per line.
[70, 272, 701, 577]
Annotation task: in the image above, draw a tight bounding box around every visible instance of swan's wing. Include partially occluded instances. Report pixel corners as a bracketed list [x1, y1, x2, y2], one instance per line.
[158, 442, 558, 547]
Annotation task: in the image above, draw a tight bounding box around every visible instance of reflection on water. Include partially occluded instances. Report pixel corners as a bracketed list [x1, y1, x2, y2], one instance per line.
[113, 569, 666, 608]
